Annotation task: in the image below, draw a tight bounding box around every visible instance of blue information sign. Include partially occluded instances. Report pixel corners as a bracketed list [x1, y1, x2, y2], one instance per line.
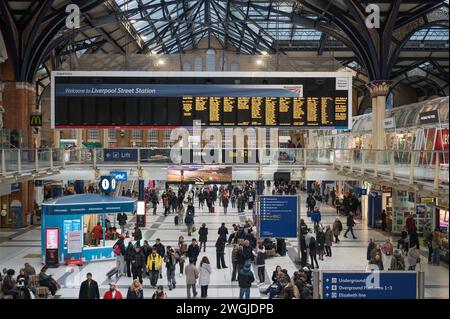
[111, 171, 128, 182]
[100, 176, 117, 193]
[259, 196, 297, 238]
[104, 149, 138, 162]
[322, 272, 417, 299]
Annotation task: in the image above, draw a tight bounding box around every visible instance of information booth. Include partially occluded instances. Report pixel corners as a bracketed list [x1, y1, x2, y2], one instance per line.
[41, 194, 136, 264]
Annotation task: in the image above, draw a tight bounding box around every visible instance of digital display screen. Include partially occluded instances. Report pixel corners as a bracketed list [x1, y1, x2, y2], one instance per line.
[52, 72, 351, 129]
[167, 165, 232, 183]
[46, 228, 59, 250]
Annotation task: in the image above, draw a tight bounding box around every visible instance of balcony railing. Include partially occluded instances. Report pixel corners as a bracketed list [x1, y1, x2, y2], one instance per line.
[1, 148, 448, 191]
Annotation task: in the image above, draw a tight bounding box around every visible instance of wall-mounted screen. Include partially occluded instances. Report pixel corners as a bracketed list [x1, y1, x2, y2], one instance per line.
[167, 165, 232, 184]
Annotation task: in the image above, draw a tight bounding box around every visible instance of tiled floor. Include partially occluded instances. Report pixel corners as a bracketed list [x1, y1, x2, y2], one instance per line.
[0, 189, 448, 299]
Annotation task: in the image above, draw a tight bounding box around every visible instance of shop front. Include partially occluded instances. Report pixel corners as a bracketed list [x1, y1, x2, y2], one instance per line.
[41, 194, 136, 265]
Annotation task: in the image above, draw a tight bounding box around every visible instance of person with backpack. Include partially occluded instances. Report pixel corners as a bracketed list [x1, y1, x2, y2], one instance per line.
[185, 211, 195, 236]
[164, 247, 177, 290]
[113, 234, 127, 277]
[198, 223, 208, 253]
[255, 243, 266, 283]
[238, 262, 255, 299]
[311, 207, 322, 233]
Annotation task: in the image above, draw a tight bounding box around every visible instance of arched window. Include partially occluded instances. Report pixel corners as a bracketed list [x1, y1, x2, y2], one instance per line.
[230, 62, 239, 71]
[206, 49, 216, 71]
[182, 62, 192, 71]
[194, 56, 202, 71]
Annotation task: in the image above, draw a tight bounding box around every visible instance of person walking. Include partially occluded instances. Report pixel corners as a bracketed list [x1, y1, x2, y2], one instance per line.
[78, 273, 100, 299]
[423, 227, 433, 264]
[185, 211, 195, 236]
[238, 262, 255, 299]
[343, 212, 357, 239]
[324, 226, 333, 257]
[316, 229, 325, 261]
[255, 243, 266, 284]
[187, 238, 201, 265]
[222, 195, 229, 214]
[185, 258, 199, 299]
[311, 207, 322, 232]
[164, 246, 177, 290]
[153, 238, 166, 280]
[113, 234, 127, 277]
[177, 236, 188, 277]
[117, 212, 128, 235]
[146, 248, 163, 288]
[103, 282, 123, 299]
[215, 237, 227, 269]
[198, 256, 212, 298]
[130, 245, 146, 284]
[308, 236, 319, 269]
[133, 225, 142, 246]
[126, 279, 144, 299]
[124, 242, 134, 278]
[198, 223, 208, 253]
[431, 228, 441, 266]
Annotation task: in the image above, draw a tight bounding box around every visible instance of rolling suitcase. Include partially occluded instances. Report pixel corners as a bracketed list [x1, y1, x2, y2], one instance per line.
[106, 267, 118, 279]
[174, 215, 179, 225]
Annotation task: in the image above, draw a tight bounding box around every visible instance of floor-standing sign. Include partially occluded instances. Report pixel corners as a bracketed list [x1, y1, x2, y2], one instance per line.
[259, 196, 298, 238]
[45, 227, 60, 267]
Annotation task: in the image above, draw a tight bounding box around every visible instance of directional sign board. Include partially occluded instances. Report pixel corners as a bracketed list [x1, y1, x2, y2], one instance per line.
[104, 149, 138, 162]
[100, 176, 117, 193]
[111, 171, 128, 182]
[259, 195, 297, 238]
[322, 272, 417, 299]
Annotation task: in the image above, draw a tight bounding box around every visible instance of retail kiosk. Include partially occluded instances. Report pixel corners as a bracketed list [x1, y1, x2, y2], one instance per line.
[41, 194, 136, 264]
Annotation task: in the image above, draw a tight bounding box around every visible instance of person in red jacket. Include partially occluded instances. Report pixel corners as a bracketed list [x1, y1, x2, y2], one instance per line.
[103, 282, 122, 299]
[93, 222, 103, 246]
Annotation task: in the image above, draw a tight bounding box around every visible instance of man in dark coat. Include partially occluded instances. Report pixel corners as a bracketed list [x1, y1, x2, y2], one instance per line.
[78, 273, 99, 299]
[117, 213, 127, 234]
[187, 238, 201, 265]
[153, 238, 166, 279]
[131, 246, 146, 284]
[344, 213, 357, 239]
[218, 223, 228, 243]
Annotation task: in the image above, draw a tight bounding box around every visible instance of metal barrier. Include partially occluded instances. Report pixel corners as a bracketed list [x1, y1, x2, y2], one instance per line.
[1, 147, 448, 193]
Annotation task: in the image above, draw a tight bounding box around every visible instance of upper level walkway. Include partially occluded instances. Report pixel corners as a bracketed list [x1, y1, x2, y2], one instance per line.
[1, 147, 448, 200]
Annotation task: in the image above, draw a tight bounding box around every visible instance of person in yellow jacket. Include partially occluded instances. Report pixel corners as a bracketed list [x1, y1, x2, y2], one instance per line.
[147, 248, 163, 288]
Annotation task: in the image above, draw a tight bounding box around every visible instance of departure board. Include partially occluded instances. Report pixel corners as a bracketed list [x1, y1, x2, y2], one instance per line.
[53, 72, 352, 129]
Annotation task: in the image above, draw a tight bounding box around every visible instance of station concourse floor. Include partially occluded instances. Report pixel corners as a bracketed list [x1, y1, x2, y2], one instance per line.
[0, 190, 448, 299]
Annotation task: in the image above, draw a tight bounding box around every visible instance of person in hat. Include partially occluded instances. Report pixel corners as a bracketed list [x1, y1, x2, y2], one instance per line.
[103, 282, 123, 299]
[238, 261, 255, 299]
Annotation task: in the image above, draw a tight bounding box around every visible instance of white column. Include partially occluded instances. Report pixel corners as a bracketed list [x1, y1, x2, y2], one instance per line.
[366, 81, 392, 150]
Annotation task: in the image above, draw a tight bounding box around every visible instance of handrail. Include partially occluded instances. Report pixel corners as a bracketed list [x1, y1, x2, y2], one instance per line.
[0, 148, 448, 192]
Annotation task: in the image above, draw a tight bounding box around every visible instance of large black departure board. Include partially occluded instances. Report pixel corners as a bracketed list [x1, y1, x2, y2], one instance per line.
[52, 71, 352, 129]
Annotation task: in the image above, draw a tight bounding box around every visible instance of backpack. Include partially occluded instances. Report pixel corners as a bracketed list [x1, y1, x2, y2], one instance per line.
[185, 214, 193, 224]
[113, 243, 121, 255]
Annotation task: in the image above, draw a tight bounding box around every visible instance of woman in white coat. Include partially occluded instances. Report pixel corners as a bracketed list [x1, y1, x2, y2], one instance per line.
[198, 256, 212, 298]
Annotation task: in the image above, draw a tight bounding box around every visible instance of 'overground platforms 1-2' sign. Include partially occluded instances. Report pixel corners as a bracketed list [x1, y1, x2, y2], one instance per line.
[322, 272, 417, 299]
[259, 196, 297, 238]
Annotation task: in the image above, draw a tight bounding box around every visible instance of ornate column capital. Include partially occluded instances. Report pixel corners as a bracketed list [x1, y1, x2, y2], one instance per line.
[366, 80, 393, 97]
